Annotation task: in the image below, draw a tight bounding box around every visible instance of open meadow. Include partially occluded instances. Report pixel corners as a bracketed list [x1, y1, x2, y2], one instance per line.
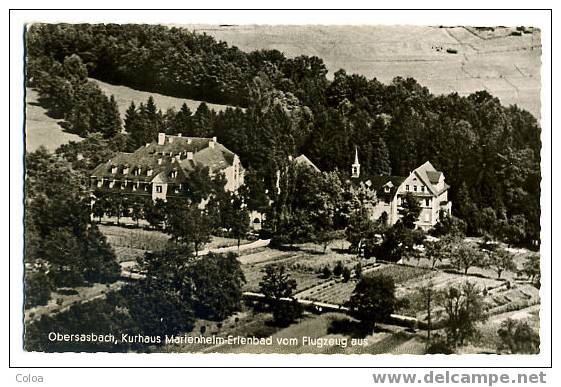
[193, 25, 541, 118]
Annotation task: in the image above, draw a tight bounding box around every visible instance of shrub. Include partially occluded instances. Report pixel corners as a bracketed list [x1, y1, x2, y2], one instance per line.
[333, 261, 344, 277]
[342, 267, 351, 282]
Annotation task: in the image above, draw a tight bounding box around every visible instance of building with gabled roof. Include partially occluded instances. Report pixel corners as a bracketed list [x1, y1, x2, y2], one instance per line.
[90, 132, 244, 201]
[351, 152, 451, 230]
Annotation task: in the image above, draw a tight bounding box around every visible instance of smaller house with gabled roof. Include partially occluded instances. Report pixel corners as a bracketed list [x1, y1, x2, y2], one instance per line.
[352, 152, 451, 230]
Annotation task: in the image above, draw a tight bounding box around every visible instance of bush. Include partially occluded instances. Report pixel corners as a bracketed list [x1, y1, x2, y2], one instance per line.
[342, 267, 351, 282]
[333, 261, 344, 277]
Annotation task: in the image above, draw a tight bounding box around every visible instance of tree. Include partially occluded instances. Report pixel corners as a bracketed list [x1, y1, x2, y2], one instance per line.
[189, 252, 246, 320]
[348, 274, 396, 329]
[333, 261, 344, 277]
[342, 267, 352, 282]
[25, 270, 52, 309]
[129, 198, 145, 227]
[143, 198, 167, 229]
[414, 280, 439, 345]
[379, 223, 425, 263]
[354, 262, 362, 279]
[522, 254, 540, 286]
[431, 214, 467, 238]
[450, 243, 486, 275]
[259, 264, 302, 326]
[497, 318, 540, 354]
[345, 210, 378, 257]
[166, 199, 212, 256]
[425, 234, 461, 269]
[398, 192, 422, 229]
[219, 193, 250, 251]
[439, 281, 487, 347]
[486, 248, 516, 279]
[81, 225, 121, 283]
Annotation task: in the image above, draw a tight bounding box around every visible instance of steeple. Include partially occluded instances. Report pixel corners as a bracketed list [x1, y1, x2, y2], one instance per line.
[352, 147, 361, 178]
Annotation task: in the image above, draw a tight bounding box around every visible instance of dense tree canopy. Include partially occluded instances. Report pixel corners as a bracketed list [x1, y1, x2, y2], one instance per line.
[27, 23, 541, 246]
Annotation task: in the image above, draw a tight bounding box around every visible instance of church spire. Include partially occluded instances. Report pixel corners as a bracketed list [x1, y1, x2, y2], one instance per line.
[352, 147, 361, 178]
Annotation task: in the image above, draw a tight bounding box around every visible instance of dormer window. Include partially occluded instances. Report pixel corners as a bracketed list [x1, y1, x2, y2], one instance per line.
[170, 170, 178, 179]
[147, 168, 153, 177]
[123, 165, 129, 175]
[111, 165, 118, 174]
[109, 180, 115, 188]
[384, 186, 390, 193]
[97, 179, 103, 188]
[157, 158, 163, 165]
[121, 181, 127, 190]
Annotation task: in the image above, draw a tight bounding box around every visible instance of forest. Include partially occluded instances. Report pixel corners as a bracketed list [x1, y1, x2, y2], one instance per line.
[26, 23, 541, 247]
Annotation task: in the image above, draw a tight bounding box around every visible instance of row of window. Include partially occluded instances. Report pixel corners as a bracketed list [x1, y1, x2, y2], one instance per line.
[405, 184, 426, 193]
[397, 196, 432, 207]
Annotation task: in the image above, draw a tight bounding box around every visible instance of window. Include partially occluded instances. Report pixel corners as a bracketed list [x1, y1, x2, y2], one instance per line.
[413, 185, 417, 192]
[156, 185, 163, 193]
[406, 185, 409, 191]
[425, 198, 430, 207]
[421, 186, 425, 192]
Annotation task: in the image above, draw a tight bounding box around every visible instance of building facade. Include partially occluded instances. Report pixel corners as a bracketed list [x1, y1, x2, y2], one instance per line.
[90, 133, 244, 201]
[352, 153, 452, 230]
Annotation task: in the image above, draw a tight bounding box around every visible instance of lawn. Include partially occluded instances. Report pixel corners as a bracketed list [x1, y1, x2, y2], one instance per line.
[25, 88, 82, 152]
[99, 224, 251, 262]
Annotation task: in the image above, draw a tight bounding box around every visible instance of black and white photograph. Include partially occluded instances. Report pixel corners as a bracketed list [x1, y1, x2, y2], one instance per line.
[15, 11, 548, 362]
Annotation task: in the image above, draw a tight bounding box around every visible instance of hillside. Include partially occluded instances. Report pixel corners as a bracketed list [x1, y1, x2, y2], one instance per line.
[25, 88, 82, 152]
[25, 81, 233, 153]
[189, 25, 541, 119]
[90, 79, 232, 121]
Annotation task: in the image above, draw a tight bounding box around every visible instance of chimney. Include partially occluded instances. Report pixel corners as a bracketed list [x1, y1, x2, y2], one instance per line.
[145, 143, 150, 147]
[187, 138, 192, 144]
[177, 133, 182, 137]
[169, 136, 174, 143]
[158, 133, 166, 145]
[212, 136, 217, 143]
[288, 155, 293, 162]
[187, 151, 194, 160]
[209, 138, 215, 149]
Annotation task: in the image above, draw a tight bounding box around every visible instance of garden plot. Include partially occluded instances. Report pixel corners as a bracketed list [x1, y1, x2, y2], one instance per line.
[239, 246, 367, 293]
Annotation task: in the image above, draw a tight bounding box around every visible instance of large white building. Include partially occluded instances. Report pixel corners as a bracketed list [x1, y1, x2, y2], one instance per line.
[352, 153, 452, 230]
[90, 133, 244, 201]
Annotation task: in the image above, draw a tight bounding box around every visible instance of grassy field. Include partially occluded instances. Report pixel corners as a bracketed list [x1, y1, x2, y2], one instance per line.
[99, 224, 251, 262]
[25, 88, 82, 152]
[25, 79, 234, 153]
[192, 25, 541, 118]
[90, 78, 232, 121]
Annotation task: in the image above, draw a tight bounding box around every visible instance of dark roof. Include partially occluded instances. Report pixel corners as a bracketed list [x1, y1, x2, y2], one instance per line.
[91, 135, 237, 183]
[352, 173, 405, 202]
[426, 171, 442, 184]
